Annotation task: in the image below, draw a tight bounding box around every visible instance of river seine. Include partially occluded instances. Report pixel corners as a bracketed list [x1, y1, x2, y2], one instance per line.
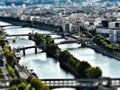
[1, 21, 120, 90]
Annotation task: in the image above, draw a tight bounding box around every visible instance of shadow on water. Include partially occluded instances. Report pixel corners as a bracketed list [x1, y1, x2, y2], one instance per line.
[75, 87, 98, 90]
[66, 47, 80, 50]
[21, 51, 45, 57]
[46, 53, 58, 63]
[59, 63, 75, 76]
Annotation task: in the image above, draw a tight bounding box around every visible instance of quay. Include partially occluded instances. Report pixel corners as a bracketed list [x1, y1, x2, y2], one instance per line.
[87, 45, 120, 60]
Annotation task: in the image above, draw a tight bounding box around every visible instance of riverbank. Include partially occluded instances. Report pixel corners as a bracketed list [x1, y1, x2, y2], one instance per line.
[0, 17, 63, 32]
[87, 44, 120, 60]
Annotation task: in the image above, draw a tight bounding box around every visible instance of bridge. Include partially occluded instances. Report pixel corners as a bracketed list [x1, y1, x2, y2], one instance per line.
[0, 78, 120, 89]
[0, 25, 13, 27]
[6, 33, 91, 46]
[41, 79, 98, 89]
[56, 38, 91, 45]
[41, 78, 120, 89]
[4, 26, 22, 29]
[66, 35, 92, 45]
[6, 33, 33, 37]
[5, 32, 92, 45]
[42, 78, 120, 88]
[13, 45, 38, 56]
[5, 32, 69, 37]
[56, 40, 77, 45]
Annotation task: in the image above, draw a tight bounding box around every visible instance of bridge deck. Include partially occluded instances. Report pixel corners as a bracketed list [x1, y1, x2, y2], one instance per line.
[41, 79, 98, 88]
[0, 25, 12, 27]
[5, 32, 66, 37]
[14, 46, 36, 50]
[0, 78, 120, 88]
[6, 34, 33, 37]
[56, 40, 77, 45]
[111, 79, 120, 87]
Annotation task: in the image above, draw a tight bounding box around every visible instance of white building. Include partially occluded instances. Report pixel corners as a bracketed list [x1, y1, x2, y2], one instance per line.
[65, 23, 80, 33]
[94, 18, 102, 26]
[65, 23, 72, 33]
[108, 22, 116, 29]
[96, 28, 110, 34]
[109, 28, 120, 42]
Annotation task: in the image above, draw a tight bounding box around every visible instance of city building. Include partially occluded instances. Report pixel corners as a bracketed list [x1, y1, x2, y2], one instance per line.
[0, 46, 4, 66]
[65, 23, 72, 33]
[109, 28, 120, 42]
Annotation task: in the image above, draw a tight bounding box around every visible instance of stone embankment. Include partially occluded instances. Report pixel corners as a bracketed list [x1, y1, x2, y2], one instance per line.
[87, 45, 120, 60]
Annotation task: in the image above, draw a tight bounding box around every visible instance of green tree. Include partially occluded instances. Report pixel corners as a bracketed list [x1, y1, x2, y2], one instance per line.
[5, 53, 15, 66]
[26, 75, 33, 83]
[30, 78, 50, 90]
[10, 78, 23, 86]
[30, 78, 42, 90]
[0, 39, 6, 47]
[10, 86, 18, 90]
[6, 64, 15, 78]
[41, 83, 50, 90]
[59, 50, 73, 62]
[86, 67, 102, 78]
[18, 83, 28, 90]
[47, 43, 61, 58]
[45, 35, 53, 45]
[77, 61, 91, 77]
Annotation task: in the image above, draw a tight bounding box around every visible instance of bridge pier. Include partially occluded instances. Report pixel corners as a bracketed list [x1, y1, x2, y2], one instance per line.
[23, 49, 25, 56]
[99, 78, 112, 87]
[98, 86, 117, 90]
[35, 46, 37, 54]
[76, 87, 98, 90]
[98, 78, 117, 90]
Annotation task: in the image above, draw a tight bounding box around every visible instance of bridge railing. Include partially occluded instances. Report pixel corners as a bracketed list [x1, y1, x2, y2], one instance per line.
[111, 78, 120, 87]
[41, 79, 99, 88]
[42, 79, 78, 87]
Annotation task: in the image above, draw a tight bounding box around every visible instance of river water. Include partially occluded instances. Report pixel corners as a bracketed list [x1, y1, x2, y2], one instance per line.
[1, 21, 120, 90]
